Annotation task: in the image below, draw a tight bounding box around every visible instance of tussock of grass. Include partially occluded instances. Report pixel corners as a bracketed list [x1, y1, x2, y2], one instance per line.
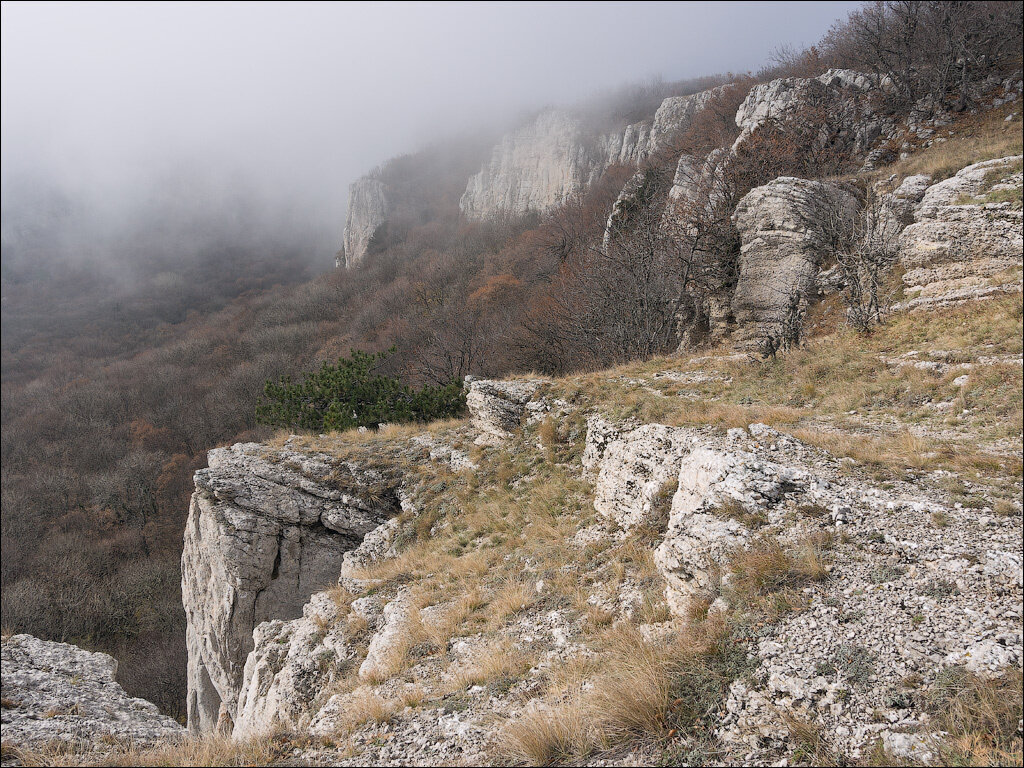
[499, 614, 752, 765]
[723, 534, 831, 622]
[784, 714, 840, 766]
[497, 702, 596, 765]
[452, 642, 533, 691]
[929, 666, 1024, 766]
[333, 688, 398, 734]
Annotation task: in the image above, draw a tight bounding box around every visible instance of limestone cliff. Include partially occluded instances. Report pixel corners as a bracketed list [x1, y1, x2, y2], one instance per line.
[733, 68, 892, 161]
[181, 441, 403, 732]
[458, 110, 601, 219]
[174, 371, 1021, 764]
[460, 86, 730, 221]
[341, 176, 389, 268]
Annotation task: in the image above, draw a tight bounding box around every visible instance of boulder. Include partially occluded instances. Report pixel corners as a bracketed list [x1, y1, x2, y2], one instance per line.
[1, 634, 183, 752]
[465, 378, 542, 445]
[655, 447, 805, 615]
[591, 423, 691, 530]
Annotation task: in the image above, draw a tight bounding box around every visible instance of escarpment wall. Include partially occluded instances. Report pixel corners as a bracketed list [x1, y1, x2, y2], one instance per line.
[459, 86, 733, 221]
[341, 176, 389, 268]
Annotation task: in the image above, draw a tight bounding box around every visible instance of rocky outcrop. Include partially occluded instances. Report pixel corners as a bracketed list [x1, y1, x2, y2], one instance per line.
[897, 155, 1023, 309]
[734, 69, 891, 161]
[597, 120, 653, 167]
[646, 86, 730, 156]
[731, 177, 858, 348]
[465, 377, 542, 445]
[601, 165, 672, 249]
[341, 176, 389, 268]
[590, 421, 691, 530]
[233, 591, 356, 739]
[655, 445, 807, 614]
[1, 634, 183, 752]
[182, 442, 402, 732]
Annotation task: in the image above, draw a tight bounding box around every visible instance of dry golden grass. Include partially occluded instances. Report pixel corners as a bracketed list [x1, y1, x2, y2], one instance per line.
[783, 713, 839, 766]
[487, 579, 536, 626]
[587, 626, 677, 738]
[498, 616, 749, 765]
[496, 701, 598, 765]
[8, 733, 290, 767]
[722, 534, 832, 622]
[873, 104, 1023, 182]
[452, 642, 533, 690]
[929, 667, 1024, 767]
[333, 688, 398, 734]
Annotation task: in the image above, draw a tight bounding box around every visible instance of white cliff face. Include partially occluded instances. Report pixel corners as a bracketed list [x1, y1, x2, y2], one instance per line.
[897, 156, 1023, 309]
[342, 176, 389, 268]
[459, 111, 598, 220]
[461, 86, 731, 221]
[646, 85, 730, 155]
[731, 177, 859, 348]
[597, 119, 653, 166]
[182, 442, 402, 733]
[1, 634, 184, 751]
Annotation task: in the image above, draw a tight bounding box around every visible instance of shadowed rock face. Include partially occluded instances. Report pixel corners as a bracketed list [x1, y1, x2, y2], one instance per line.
[182, 442, 401, 732]
[1, 634, 184, 750]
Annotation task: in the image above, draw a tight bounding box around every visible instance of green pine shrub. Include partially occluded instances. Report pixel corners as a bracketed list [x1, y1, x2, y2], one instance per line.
[256, 349, 465, 431]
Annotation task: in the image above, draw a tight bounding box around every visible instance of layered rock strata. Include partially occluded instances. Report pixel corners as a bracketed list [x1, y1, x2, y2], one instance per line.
[731, 177, 858, 348]
[897, 155, 1023, 309]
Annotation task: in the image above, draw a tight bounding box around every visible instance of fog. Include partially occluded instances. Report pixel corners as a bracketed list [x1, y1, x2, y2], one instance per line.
[1, 1, 859, 264]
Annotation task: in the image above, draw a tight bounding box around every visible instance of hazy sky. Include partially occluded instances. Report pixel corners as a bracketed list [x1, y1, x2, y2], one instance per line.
[1, 1, 860, 250]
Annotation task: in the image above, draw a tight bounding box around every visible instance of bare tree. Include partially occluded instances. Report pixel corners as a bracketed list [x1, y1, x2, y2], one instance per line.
[806, 183, 902, 332]
[823, 1, 1024, 113]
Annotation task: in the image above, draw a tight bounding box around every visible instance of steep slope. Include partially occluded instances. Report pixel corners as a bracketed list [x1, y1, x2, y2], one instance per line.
[182, 442, 408, 731]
